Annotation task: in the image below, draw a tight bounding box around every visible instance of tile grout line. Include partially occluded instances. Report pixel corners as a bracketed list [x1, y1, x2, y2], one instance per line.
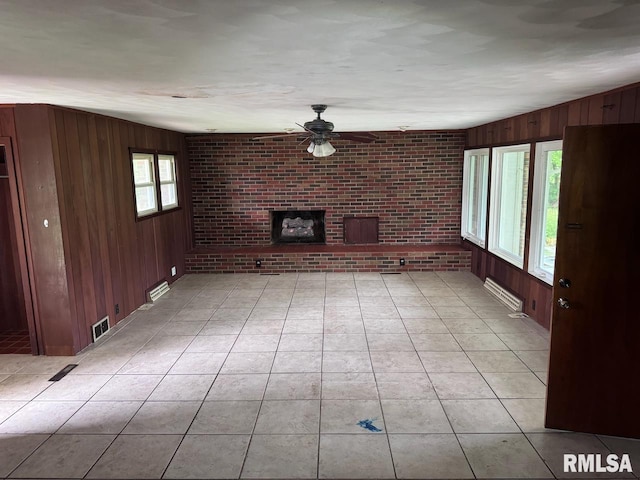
[238, 272, 297, 479]
[315, 272, 328, 480]
[156, 278, 242, 479]
[418, 272, 479, 479]
[367, 272, 400, 480]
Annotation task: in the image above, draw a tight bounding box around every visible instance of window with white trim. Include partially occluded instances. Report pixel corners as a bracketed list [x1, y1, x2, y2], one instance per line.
[461, 148, 489, 247]
[132, 152, 158, 217]
[528, 140, 562, 284]
[489, 144, 530, 268]
[158, 154, 178, 209]
[131, 151, 179, 218]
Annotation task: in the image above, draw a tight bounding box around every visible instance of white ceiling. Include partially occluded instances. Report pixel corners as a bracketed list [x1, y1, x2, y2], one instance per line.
[1, 0, 639, 134]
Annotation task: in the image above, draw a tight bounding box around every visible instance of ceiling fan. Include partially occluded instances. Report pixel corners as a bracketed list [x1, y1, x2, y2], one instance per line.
[252, 104, 377, 157]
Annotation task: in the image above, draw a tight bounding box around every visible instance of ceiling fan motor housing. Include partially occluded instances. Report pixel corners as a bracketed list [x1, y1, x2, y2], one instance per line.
[304, 105, 334, 139]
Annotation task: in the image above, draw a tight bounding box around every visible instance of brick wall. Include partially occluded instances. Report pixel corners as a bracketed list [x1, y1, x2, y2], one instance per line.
[187, 130, 465, 247]
[185, 249, 471, 273]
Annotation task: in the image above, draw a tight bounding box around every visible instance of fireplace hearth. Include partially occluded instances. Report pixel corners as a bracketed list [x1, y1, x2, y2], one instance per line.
[271, 210, 326, 244]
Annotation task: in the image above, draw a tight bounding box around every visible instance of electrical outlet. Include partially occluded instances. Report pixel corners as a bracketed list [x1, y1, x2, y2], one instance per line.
[115, 304, 120, 315]
[399, 258, 406, 266]
[255, 259, 262, 268]
[171, 266, 177, 276]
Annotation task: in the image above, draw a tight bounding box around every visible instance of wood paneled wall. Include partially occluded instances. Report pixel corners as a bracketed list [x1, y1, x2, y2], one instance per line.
[47, 107, 189, 352]
[8, 105, 190, 355]
[465, 81, 640, 327]
[467, 83, 640, 148]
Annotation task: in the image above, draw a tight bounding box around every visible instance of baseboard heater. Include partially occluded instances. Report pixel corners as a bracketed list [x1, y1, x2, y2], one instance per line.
[483, 277, 523, 311]
[148, 281, 170, 302]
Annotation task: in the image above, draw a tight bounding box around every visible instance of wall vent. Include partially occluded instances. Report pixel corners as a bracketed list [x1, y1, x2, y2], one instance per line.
[148, 281, 170, 302]
[92, 316, 110, 342]
[484, 277, 523, 311]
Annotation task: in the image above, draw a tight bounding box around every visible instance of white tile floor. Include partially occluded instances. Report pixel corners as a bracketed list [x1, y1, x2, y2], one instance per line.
[0, 271, 638, 479]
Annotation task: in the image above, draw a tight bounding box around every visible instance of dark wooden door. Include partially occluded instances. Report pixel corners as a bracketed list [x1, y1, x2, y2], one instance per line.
[545, 124, 640, 438]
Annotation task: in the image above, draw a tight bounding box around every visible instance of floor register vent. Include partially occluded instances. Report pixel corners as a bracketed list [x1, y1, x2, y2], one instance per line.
[484, 277, 523, 311]
[149, 281, 170, 302]
[91, 316, 110, 342]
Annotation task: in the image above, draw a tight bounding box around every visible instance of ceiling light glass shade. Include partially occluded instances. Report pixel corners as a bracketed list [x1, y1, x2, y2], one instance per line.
[307, 141, 315, 153]
[313, 141, 336, 157]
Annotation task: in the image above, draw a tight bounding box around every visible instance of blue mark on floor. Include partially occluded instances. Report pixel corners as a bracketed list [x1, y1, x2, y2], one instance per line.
[357, 418, 382, 432]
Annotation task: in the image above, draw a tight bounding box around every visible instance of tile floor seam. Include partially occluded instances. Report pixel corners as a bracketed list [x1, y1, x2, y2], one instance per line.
[417, 274, 478, 479]
[315, 276, 326, 480]
[365, 273, 399, 479]
[238, 275, 294, 479]
[3, 432, 53, 479]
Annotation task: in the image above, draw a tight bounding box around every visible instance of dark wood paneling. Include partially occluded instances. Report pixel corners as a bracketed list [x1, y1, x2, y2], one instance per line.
[618, 88, 637, 123]
[587, 95, 604, 125]
[47, 107, 189, 349]
[3, 104, 189, 355]
[464, 81, 640, 329]
[602, 91, 621, 124]
[14, 105, 77, 355]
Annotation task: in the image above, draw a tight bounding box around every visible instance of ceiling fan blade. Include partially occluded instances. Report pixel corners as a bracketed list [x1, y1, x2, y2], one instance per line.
[252, 133, 299, 140]
[296, 122, 317, 135]
[336, 132, 378, 143]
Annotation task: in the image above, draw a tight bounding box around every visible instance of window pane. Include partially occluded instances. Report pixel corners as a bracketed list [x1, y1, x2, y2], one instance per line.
[135, 186, 157, 215]
[528, 141, 562, 283]
[462, 149, 489, 247]
[160, 183, 178, 209]
[541, 150, 562, 270]
[158, 155, 175, 182]
[132, 153, 154, 185]
[498, 151, 528, 256]
[489, 145, 530, 267]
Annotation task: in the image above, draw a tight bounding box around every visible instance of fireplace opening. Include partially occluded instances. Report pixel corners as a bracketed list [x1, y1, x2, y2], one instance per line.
[271, 210, 326, 244]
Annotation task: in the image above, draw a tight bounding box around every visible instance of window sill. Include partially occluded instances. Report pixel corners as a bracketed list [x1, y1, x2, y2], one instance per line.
[135, 206, 182, 222]
[461, 234, 485, 249]
[529, 268, 554, 286]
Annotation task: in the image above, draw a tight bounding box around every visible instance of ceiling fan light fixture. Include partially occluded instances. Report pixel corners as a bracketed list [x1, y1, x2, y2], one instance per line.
[313, 140, 336, 157]
[307, 141, 315, 153]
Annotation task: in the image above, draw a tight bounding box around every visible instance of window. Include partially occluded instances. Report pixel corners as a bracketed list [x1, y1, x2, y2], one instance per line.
[131, 151, 178, 218]
[528, 140, 562, 284]
[158, 154, 178, 209]
[489, 144, 530, 268]
[461, 148, 489, 247]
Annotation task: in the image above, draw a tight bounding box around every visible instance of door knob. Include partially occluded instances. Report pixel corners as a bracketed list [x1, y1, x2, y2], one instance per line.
[559, 278, 571, 288]
[557, 298, 570, 309]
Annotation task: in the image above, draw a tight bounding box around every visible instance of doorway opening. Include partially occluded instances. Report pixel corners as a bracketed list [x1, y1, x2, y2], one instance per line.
[0, 141, 38, 355]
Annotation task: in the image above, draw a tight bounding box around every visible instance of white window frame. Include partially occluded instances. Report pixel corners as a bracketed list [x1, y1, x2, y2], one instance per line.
[528, 140, 562, 284]
[158, 154, 179, 210]
[132, 152, 158, 217]
[488, 143, 531, 268]
[461, 148, 490, 247]
[131, 150, 179, 219]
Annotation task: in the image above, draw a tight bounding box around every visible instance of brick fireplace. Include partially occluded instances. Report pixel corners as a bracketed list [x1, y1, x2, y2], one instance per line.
[185, 130, 471, 272]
